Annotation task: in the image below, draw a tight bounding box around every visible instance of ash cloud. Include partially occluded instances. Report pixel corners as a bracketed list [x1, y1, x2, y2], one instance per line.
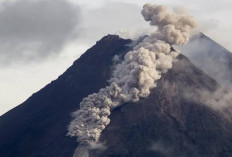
[68, 4, 196, 156]
[0, 0, 80, 66]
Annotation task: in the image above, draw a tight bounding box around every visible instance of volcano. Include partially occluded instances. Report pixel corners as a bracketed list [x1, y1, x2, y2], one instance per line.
[0, 34, 232, 157]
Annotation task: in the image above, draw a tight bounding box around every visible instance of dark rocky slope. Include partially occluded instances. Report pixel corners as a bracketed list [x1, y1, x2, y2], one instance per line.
[92, 55, 232, 157]
[0, 35, 131, 157]
[0, 35, 232, 157]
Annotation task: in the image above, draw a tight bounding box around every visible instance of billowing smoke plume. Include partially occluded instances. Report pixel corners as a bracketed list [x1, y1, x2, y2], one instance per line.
[68, 3, 196, 156]
[141, 4, 196, 45]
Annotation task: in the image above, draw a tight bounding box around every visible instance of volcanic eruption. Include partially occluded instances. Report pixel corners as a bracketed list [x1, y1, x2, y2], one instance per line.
[67, 3, 196, 157]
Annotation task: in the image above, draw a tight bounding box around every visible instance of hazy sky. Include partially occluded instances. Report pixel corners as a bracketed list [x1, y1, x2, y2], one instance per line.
[0, 0, 232, 115]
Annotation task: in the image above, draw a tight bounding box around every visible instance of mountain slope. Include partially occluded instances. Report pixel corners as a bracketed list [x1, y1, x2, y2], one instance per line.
[180, 33, 232, 86]
[92, 55, 232, 157]
[0, 35, 131, 157]
[0, 35, 232, 157]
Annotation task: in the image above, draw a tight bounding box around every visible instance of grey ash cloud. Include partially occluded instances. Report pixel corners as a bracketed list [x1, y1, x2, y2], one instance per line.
[0, 0, 80, 66]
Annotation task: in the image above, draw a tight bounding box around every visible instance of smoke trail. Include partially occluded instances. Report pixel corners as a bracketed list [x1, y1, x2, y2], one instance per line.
[68, 3, 196, 156]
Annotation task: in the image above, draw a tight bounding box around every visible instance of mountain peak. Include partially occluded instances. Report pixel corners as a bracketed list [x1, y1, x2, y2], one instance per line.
[182, 32, 232, 86]
[96, 34, 131, 45]
[0, 34, 132, 157]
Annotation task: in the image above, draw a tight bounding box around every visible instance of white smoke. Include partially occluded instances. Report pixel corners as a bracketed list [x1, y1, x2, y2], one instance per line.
[68, 3, 196, 156]
[184, 86, 232, 119]
[149, 141, 174, 156]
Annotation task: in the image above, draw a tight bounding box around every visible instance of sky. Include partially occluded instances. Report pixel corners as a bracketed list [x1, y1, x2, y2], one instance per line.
[0, 0, 232, 115]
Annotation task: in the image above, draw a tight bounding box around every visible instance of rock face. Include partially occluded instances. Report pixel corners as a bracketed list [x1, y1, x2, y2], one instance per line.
[0, 34, 232, 157]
